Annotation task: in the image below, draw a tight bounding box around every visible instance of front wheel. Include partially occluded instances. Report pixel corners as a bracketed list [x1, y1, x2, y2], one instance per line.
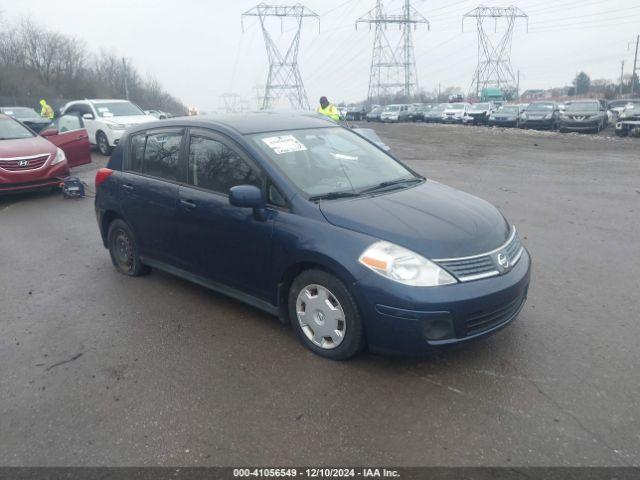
[107, 219, 150, 276]
[289, 269, 365, 360]
[96, 131, 113, 156]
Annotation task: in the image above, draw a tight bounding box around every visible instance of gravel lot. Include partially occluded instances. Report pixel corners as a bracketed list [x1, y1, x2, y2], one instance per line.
[0, 123, 638, 466]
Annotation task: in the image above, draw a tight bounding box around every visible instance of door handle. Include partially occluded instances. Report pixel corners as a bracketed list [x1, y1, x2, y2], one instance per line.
[122, 184, 134, 191]
[180, 199, 196, 210]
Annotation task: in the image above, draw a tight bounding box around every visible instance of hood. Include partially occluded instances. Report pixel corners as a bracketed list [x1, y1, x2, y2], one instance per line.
[0, 135, 56, 159]
[443, 108, 465, 115]
[319, 180, 510, 259]
[103, 115, 157, 126]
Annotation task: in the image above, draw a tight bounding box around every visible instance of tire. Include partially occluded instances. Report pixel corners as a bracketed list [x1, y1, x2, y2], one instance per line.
[288, 269, 365, 360]
[559, 127, 566, 133]
[107, 219, 150, 276]
[96, 131, 113, 156]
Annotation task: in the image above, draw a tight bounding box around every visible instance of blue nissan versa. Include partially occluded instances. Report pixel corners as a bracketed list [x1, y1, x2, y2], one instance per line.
[94, 113, 531, 360]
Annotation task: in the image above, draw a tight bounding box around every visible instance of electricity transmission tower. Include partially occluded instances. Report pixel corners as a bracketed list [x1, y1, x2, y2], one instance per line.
[219, 93, 241, 113]
[242, 4, 319, 110]
[463, 6, 528, 99]
[356, 0, 429, 106]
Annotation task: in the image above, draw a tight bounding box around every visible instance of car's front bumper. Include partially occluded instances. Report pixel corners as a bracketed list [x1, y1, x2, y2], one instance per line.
[442, 116, 464, 124]
[521, 118, 555, 129]
[0, 161, 70, 193]
[353, 249, 531, 355]
[463, 114, 488, 124]
[488, 118, 518, 127]
[559, 120, 600, 131]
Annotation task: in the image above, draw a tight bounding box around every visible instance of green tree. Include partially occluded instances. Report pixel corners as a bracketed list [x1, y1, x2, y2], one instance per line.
[573, 72, 591, 95]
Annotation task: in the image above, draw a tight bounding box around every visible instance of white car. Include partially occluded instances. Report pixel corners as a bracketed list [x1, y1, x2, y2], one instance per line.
[380, 104, 410, 123]
[62, 99, 157, 155]
[442, 103, 471, 123]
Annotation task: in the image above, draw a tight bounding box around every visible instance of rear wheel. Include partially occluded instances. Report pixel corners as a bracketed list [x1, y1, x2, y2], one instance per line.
[96, 131, 112, 156]
[107, 219, 150, 276]
[289, 269, 365, 360]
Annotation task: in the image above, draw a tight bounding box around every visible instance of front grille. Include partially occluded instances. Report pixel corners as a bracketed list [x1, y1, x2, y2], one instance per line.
[0, 154, 50, 171]
[435, 228, 524, 282]
[465, 293, 526, 336]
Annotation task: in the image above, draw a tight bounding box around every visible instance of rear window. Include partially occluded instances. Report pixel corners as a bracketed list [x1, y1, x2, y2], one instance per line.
[127, 130, 183, 182]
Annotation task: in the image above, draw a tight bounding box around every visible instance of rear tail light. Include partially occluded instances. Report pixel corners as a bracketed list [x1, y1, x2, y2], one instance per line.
[95, 168, 114, 189]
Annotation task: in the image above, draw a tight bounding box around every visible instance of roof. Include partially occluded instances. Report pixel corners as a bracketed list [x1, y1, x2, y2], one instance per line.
[89, 99, 131, 103]
[163, 112, 337, 135]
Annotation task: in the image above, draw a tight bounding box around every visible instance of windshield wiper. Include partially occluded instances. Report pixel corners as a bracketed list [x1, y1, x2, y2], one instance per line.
[359, 177, 423, 194]
[309, 191, 361, 201]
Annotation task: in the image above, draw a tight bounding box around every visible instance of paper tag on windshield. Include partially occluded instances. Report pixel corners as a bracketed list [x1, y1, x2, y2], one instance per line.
[261, 135, 307, 155]
[97, 107, 110, 112]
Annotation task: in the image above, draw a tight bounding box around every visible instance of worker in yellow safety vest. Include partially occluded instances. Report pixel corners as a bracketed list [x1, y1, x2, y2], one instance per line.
[40, 99, 54, 120]
[316, 96, 340, 121]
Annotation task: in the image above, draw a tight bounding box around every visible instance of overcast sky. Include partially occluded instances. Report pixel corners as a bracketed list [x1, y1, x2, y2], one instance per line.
[2, 0, 639, 110]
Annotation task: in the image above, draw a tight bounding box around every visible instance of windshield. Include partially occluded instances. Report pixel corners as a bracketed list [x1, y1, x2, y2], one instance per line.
[566, 102, 599, 113]
[385, 106, 400, 112]
[249, 127, 418, 199]
[449, 104, 465, 110]
[93, 101, 144, 118]
[499, 106, 518, 114]
[2, 107, 39, 119]
[0, 116, 35, 140]
[472, 103, 490, 110]
[528, 103, 554, 111]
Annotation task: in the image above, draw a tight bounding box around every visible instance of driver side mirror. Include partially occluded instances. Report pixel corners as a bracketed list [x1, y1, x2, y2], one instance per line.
[40, 128, 59, 137]
[82, 113, 95, 120]
[229, 185, 265, 209]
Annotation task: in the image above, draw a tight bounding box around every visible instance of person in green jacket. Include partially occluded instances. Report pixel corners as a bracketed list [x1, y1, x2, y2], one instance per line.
[40, 99, 54, 120]
[316, 96, 340, 121]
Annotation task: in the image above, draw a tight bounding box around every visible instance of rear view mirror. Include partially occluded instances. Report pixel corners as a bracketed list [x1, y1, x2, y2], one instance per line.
[229, 185, 264, 209]
[40, 128, 58, 137]
[82, 113, 95, 120]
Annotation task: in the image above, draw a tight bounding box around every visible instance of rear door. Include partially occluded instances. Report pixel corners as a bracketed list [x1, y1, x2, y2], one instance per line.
[176, 128, 275, 298]
[120, 128, 186, 265]
[45, 114, 91, 167]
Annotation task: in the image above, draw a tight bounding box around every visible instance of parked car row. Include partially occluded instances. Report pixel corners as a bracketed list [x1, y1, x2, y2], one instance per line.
[362, 99, 637, 135]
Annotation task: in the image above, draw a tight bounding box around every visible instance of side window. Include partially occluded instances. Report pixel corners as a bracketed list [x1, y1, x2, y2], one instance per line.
[57, 114, 82, 132]
[128, 133, 146, 172]
[188, 135, 262, 194]
[141, 132, 182, 181]
[80, 104, 94, 118]
[268, 183, 287, 208]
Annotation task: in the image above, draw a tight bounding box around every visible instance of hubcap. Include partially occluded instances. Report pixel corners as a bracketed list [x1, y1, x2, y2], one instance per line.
[99, 135, 108, 153]
[296, 284, 346, 349]
[113, 229, 133, 270]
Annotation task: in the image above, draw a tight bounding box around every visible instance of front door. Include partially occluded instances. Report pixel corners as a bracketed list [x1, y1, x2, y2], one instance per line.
[177, 128, 274, 299]
[44, 114, 91, 167]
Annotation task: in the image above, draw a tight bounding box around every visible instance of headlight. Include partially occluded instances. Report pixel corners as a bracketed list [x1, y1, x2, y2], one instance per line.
[544, 113, 552, 119]
[107, 122, 126, 130]
[359, 241, 457, 287]
[51, 147, 66, 165]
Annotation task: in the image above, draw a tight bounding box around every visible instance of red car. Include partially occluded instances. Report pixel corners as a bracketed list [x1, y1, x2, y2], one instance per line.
[0, 113, 91, 193]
